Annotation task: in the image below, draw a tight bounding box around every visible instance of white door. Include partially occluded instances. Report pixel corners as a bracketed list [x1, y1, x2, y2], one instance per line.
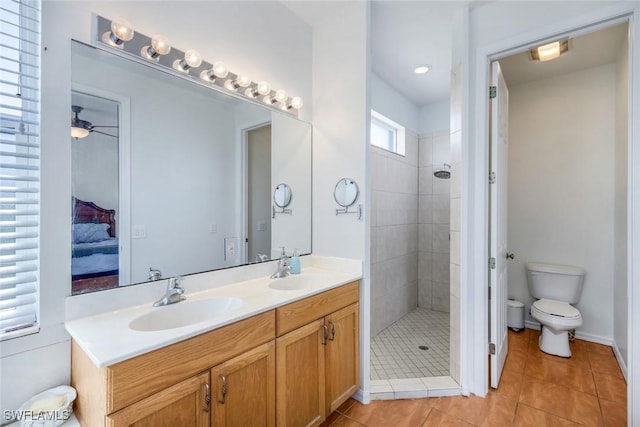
[489, 61, 509, 388]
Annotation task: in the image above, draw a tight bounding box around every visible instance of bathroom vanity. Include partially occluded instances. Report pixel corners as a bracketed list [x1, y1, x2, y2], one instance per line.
[67, 268, 360, 427]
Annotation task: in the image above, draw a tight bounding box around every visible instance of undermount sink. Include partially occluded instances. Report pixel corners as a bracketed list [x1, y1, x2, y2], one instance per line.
[268, 274, 327, 291]
[129, 297, 242, 332]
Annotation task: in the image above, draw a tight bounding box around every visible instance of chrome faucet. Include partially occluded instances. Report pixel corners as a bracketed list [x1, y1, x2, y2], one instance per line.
[148, 267, 162, 281]
[153, 276, 186, 307]
[270, 247, 291, 279]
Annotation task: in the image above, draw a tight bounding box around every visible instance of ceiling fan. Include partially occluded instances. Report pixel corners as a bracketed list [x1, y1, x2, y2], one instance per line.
[71, 105, 118, 139]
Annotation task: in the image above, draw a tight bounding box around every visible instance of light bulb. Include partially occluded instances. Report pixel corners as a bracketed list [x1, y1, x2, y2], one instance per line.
[245, 81, 271, 98]
[151, 35, 171, 55]
[71, 126, 90, 139]
[256, 81, 271, 96]
[537, 41, 561, 62]
[173, 49, 202, 72]
[274, 89, 288, 103]
[213, 62, 229, 78]
[141, 34, 171, 61]
[184, 49, 202, 68]
[102, 19, 134, 48]
[290, 96, 303, 110]
[237, 75, 251, 88]
[224, 79, 238, 91]
[111, 19, 134, 41]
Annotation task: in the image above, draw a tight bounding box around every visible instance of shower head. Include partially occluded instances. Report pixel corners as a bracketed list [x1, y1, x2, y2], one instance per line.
[434, 163, 451, 179]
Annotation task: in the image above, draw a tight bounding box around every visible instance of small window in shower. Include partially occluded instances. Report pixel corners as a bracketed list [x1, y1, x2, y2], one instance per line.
[370, 110, 405, 156]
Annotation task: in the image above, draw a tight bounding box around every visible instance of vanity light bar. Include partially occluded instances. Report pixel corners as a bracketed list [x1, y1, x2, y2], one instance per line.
[94, 15, 303, 114]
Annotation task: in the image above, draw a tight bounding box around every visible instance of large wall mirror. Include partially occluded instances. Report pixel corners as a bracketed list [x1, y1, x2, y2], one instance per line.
[70, 41, 311, 295]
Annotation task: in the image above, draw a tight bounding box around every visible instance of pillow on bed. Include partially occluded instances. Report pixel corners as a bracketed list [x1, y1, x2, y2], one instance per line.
[73, 223, 111, 244]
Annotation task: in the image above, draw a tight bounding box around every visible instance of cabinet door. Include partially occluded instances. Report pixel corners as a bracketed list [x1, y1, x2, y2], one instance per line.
[276, 319, 326, 427]
[107, 371, 210, 427]
[210, 342, 275, 427]
[325, 303, 360, 414]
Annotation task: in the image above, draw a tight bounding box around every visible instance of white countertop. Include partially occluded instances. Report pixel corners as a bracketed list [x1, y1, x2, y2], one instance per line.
[65, 266, 361, 368]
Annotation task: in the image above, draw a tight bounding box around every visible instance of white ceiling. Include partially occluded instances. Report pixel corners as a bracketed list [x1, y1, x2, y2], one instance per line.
[499, 22, 628, 87]
[370, 1, 460, 107]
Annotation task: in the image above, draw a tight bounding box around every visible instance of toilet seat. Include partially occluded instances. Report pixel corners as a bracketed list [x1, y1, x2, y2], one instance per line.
[531, 299, 582, 329]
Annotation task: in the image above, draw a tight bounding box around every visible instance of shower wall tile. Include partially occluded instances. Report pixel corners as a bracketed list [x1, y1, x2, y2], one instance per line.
[418, 279, 433, 308]
[405, 131, 419, 167]
[450, 231, 460, 265]
[450, 264, 460, 299]
[432, 253, 450, 283]
[371, 152, 387, 191]
[370, 133, 419, 335]
[418, 224, 433, 252]
[433, 174, 451, 195]
[418, 251, 432, 280]
[419, 134, 433, 167]
[432, 282, 450, 313]
[450, 197, 461, 232]
[432, 132, 451, 166]
[433, 196, 450, 224]
[419, 195, 433, 224]
[419, 167, 433, 195]
[433, 225, 450, 254]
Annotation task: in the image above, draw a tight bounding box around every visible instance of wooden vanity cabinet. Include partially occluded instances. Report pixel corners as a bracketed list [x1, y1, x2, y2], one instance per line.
[106, 371, 210, 427]
[275, 282, 360, 427]
[71, 311, 275, 427]
[210, 341, 276, 427]
[71, 281, 360, 427]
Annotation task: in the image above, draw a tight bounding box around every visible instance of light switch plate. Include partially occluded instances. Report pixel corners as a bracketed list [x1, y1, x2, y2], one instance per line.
[132, 225, 147, 239]
[224, 237, 237, 261]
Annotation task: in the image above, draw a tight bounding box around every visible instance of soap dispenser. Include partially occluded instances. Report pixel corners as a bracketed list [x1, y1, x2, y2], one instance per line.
[290, 248, 301, 274]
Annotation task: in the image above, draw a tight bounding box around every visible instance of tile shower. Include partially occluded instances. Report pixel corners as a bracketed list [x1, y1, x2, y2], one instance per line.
[370, 129, 451, 380]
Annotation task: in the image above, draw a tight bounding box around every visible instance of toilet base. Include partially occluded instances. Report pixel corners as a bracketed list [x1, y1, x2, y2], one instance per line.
[539, 326, 572, 358]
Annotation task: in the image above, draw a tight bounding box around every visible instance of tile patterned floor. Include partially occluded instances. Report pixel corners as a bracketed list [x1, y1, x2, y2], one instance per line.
[370, 308, 450, 380]
[326, 328, 627, 426]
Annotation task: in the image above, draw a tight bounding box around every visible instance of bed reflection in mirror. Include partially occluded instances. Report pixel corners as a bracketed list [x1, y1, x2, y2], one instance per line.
[70, 41, 311, 295]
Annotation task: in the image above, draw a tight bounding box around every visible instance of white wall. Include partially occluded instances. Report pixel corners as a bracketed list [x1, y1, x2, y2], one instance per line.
[370, 72, 420, 131]
[0, 1, 312, 417]
[419, 100, 451, 134]
[271, 114, 312, 256]
[507, 64, 617, 340]
[614, 33, 629, 366]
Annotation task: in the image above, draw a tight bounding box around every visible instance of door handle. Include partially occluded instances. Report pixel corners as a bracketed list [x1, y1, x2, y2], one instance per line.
[328, 321, 336, 341]
[506, 252, 515, 260]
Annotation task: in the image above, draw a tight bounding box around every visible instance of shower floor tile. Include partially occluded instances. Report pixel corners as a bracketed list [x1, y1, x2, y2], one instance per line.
[370, 308, 449, 380]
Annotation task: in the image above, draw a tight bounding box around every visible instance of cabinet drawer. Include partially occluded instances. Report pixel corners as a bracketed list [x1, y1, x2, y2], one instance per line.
[107, 310, 275, 413]
[276, 281, 359, 336]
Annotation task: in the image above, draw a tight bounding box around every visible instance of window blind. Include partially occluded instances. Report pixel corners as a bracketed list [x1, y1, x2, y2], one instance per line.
[0, 0, 40, 339]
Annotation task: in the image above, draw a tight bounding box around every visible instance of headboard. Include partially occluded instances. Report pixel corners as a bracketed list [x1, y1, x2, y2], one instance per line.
[72, 197, 117, 238]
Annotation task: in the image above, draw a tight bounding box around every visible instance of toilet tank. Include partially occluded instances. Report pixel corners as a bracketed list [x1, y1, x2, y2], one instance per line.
[525, 262, 586, 304]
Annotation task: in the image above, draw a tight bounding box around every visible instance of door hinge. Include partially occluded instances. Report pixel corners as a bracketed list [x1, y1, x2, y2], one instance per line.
[489, 343, 496, 355]
[489, 86, 497, 99]
[489, 171, 496, 184]
[489, 257, 496, 269]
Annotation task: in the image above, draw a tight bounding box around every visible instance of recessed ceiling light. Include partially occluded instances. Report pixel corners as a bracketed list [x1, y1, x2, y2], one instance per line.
[529, 40, 569, 62]
[414, 64, 432, 74]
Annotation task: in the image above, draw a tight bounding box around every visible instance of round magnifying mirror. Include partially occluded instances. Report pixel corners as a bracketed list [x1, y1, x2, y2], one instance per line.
[273, 183, 292, 208]
[334, 178, 359, 207]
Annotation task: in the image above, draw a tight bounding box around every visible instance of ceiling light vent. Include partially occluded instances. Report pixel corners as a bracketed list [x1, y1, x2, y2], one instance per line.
[528, 40, 569, 62]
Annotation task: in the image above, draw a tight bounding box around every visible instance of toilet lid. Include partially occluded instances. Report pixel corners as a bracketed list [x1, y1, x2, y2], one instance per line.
[533, 299, 581, 319]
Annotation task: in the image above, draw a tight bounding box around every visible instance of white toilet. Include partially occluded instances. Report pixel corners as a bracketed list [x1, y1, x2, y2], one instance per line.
[525, 262, 586, 357]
